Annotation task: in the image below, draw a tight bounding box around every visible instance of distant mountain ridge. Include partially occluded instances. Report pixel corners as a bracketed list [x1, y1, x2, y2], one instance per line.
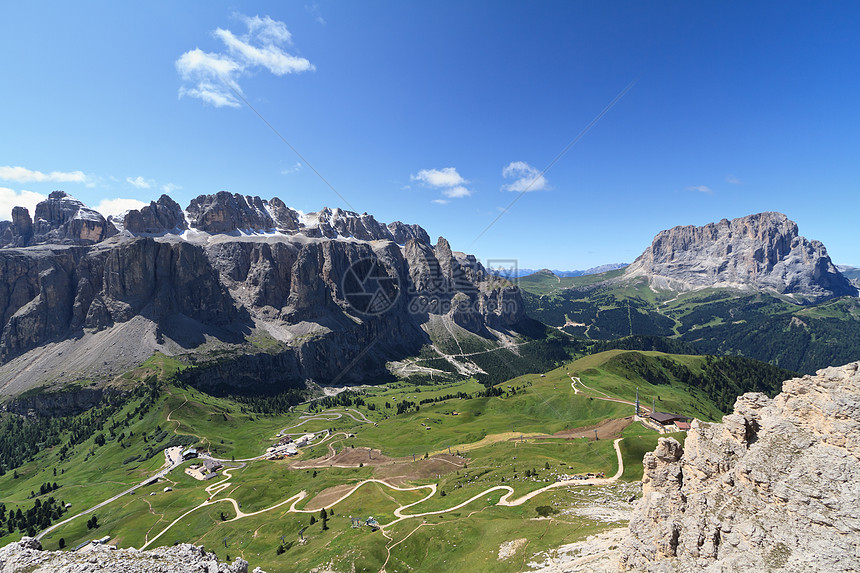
[491, 263, 628, 279]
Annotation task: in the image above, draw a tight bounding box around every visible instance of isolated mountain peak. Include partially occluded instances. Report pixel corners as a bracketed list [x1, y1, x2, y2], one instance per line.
[623, 211, 857, 302]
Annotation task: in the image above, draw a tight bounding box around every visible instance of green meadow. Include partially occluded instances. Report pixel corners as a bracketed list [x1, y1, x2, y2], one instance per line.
[1, 349, 739, 571]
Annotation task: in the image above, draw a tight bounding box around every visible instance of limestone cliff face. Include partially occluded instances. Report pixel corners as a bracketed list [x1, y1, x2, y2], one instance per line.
[621, 361, 860, 572]
[623, 212, 856, 302]
[34, 191, 118, 245]
[0, 192, 524, 393]
[0, 238, 236, 362]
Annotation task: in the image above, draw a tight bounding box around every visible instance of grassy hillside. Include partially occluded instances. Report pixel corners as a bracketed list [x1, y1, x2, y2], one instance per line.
[0, 347, 791, 571]
[521, 275, 860, 374]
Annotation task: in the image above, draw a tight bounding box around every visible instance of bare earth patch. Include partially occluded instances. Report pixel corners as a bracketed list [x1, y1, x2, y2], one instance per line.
[304, 483, 358, 511]
[527, 527, 627, 572]
[290, 447, 392, 469]
[373, 455, 464, 485]
[498, 537, 528, 561]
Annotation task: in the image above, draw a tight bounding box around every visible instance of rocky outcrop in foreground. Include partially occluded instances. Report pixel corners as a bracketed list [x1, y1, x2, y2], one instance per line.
[621, 361, 860, 572]
[623, 212, 857, 302]
[0, 537, 265, 573]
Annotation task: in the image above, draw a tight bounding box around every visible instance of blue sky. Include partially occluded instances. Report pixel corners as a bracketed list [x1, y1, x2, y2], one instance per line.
[1, 2, 858, 268]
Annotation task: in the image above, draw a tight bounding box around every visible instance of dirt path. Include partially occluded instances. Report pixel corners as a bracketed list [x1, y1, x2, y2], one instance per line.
[571, 376, 650, 414]
[138, 437, 626, 556]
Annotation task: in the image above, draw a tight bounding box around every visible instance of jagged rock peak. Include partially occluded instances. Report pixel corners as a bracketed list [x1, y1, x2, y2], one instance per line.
[122, 194, 187, 234]
[1, 191, 431, 247]
[388, 220, 431, 245]
[0, 206, 34, 247]
[624, 211, 857, 302]
[0, 190, 118, 246]
[186, 191, 285, 234]
[621, 360, 860, 572]
[0, 536, 265, 572]
[300, 206, 430, 244]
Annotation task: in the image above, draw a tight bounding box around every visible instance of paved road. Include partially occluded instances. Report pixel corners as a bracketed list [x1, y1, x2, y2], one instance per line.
[36, 451, 183, 541]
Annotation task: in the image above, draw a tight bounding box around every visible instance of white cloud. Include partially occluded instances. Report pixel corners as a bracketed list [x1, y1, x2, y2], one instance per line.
[214, 28, 314, 75]
[501, 161, 549, 192]
[126, 176, 154, 189]
[162, 183, 182, 193]
[442, 186, 472, 198]
[176, 15, 314, 108]
[0, 187, 46, 220]
[0, 166, 87, 184]
[726, 175, 741, 185]
[411, 167, 473, 202]
[686, 185, 713, 194]
[411, 167, 466, 188]
[94, 198, 148, 217]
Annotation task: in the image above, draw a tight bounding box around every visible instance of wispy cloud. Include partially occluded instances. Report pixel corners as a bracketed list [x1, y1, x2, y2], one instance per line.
[686, 185, 713, 194]
[442, 186, 471, 198]
[162, 183, 182, 194]
[726, 175, 742, 185]
[176, 14, 315, 108]
[411, 167, 473, 203]
[0, 187, 46, 219]
[411, 167, 467, 188]
[95, 198, 148, 217]
[126, 176, 154, 189]
[0, 166, 87, 184]
[280, 162, 302, 175]
[501, 161, 549, 192]
[306, 4, 326, 25]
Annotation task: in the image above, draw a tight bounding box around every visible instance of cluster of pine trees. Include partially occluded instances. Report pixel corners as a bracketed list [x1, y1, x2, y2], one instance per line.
[0, 379, 161, 476]
[0, 496, 67, 538]
[230, 388, 308, 415]
[307, 391, 366, 413]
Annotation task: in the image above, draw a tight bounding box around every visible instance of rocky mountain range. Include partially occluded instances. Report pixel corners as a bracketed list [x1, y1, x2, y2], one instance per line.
[0, 191, 523, 397]
[621, 360, 860, 572]
[623, 212, 857, 302]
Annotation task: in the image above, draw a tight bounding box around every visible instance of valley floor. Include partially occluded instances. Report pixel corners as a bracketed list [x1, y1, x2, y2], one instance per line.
[1, 351, 698, 572]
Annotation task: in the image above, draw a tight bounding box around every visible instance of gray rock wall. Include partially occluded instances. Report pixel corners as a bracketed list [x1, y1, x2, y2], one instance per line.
[621, 361, 860, 572]
[623, 212, 857, 302]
